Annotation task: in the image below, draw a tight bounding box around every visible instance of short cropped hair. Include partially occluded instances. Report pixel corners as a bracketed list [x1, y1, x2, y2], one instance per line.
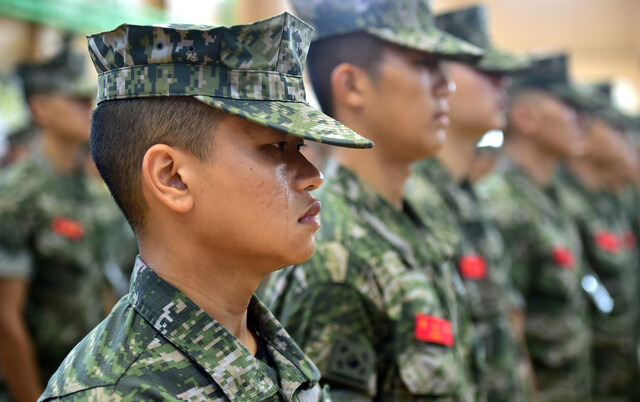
[307, 32, 386, 117]
[91, 97, 227, 232]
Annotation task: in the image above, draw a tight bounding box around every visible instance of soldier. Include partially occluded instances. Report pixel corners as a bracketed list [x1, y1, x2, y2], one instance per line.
[476, 54, 593, 401]
[261, 0, 485, 399]
[0, 41, 117, 401]
[554, 99, 640, 401]
[407, 5, 534, 401]
[39, 13, 373, 401]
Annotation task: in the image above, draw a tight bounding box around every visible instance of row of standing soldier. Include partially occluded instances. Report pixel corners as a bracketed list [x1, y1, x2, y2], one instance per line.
[0, 0, 638, 401]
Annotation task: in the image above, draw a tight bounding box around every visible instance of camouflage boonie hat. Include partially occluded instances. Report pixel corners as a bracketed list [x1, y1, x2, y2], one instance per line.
[512, 54, 601, 110]
[86, 13, 373, 149]
[17, 36, 95, 100]
[289, 0, 483, 61]
[435, 5, 530, 72]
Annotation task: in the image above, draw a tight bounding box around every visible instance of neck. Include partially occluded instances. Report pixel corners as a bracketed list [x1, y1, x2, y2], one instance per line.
[503, 133, 557, 187]
[138, 234, 261, 353]
[436, 125, 481, 183]
[567, 158, 608, 192]
[332, 147, 411, 210]
[40, 130, 85, 174]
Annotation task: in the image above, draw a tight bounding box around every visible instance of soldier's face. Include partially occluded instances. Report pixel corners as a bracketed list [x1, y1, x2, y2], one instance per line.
[190, 115, 324, 272]
[582, 118, 623, 165]
[361, 45, 453, 161]
[536, 94, 582, 158]
[447, 62, 510, 137]
[33, 94, 92, 144]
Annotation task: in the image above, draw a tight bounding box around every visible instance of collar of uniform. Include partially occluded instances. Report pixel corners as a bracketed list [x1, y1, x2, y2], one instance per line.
[249, 296, 321, 398]
[415, 157, 453, 188]
[127, 257, 316, 400]
[323, 164, 426, 268]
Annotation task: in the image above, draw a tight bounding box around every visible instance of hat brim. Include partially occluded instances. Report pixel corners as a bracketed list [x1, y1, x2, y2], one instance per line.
[194, 96, 374, 149]
[366, 26, 484, 62]
[477, 48, 532, 73]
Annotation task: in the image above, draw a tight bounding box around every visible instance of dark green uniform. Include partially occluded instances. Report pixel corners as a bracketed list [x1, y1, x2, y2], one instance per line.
[477, 159, 591, 401]
[265, 165, 475, 400]
[0, 150, 113, 387]
[554, 169, 639, 401]
[410, 158, 531, 401]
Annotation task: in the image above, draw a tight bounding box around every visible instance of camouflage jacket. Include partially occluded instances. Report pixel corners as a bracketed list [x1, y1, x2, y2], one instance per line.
[264, 165, 474, 401]
[410, 158, 531, 402]
[554, 169, 639, 398]
[0, 151, 113, 383]
[40, 257, 326, 401]
[476, 158, 591, 402]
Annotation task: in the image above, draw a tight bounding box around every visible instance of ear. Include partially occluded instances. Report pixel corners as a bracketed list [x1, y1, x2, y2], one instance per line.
[27, 95, 50, 127]
[330, 63, 369, 111]
[511, 99, 540, 135]
[141, 144, 194, 214]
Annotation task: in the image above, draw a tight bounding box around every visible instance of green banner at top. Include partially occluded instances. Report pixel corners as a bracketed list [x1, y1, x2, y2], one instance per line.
[0, 0, 168, 34]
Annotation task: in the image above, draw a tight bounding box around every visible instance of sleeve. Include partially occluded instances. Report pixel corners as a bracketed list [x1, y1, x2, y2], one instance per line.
[278, 283, 377, 399]
[0, 171, 36, 280]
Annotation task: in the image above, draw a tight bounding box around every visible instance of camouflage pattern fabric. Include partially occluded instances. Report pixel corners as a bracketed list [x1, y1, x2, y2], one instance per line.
[40, 257, 327, 401]
[264, 164, 475, 401]
[16, 35, 95, 99]
[554, 168, 639, 401]
[511, 53, 600, 111]
[435, 5, 530, 73]
[289, 0, 483, 61]
[476, 158, 591, 402]
[0, 150, 113, 391]
[409, 158, 532, 402]
[87, 12, 373, 149]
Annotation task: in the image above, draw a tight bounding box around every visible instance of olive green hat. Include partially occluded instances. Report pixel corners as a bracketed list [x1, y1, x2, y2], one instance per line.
[17, 35, 95, 100]
[87, 12, 373, 149]
[435, 5, 530, 73]
[289, 0, 483, 61]
[512, 53, 601, 110]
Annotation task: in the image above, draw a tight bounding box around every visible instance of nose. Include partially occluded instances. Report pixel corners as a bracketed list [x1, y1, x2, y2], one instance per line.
[294, 153, 324, 192]
[433, 62, 455, 99]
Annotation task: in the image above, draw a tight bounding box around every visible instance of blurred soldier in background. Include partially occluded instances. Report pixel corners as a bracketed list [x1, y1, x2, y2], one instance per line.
[0, 38, 124, 401]
[406, 5, 535, 401]
[476, 54, 593, 401]
[263, 0, 486, 399]
[554, 92, 640, 401]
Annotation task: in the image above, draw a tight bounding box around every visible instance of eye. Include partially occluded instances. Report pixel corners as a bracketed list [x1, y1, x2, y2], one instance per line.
[297, 143, 307, 152]
[270, 141, 288, 152]
[413, 55, 440, 71]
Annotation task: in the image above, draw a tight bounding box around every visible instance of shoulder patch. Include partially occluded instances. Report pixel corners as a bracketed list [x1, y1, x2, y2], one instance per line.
[324, 338, 375, 392]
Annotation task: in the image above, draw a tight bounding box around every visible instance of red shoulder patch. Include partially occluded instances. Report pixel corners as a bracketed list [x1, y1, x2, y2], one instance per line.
[51, 217, 85, 241]
[458, 254, 487, 279]
[414, 314, 454, 347]
[551, 246, 575, 269]
[594, 230, 621, 253]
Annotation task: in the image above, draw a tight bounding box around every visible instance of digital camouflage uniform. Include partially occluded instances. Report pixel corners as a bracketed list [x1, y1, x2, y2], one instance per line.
[476, 159, 591, 402]
[265, 165, 474, 400]
[40, 258, 328, 401]
[413, 7, 532, 401]
[0, 150, 113, 389]
[41, 12, 374, 401]
[0, 43, 123, 398]
[554, 167, 639, 401]
[262, 0, 483, 399]
[410, 158, 531, 402]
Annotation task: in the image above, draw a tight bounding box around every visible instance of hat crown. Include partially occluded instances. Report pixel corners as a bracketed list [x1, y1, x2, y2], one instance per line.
[18, 35, 93, 97]
[527, 54, 569, 86]
[435, 6, 490, 50]
[88, 12, 311, 77]
[290, 0, 436, 41]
